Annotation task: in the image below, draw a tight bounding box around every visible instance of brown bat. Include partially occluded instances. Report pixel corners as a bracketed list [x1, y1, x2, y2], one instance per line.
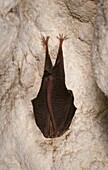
[32, 34, 76, 138]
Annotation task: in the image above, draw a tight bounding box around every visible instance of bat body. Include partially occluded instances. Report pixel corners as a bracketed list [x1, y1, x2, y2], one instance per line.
[32, 35, 76, 138]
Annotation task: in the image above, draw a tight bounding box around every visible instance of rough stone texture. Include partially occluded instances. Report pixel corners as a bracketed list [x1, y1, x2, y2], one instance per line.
[0, 0, 108, 170]
[92, 0, 108, 96]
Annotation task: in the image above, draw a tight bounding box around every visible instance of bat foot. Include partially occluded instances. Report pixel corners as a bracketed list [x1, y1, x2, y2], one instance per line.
[57, 34, 68, 43]
[41, 35, 50, 47]
[57, 34, 68, 47]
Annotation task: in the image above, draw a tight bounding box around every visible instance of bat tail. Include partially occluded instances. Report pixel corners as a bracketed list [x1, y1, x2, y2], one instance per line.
[41, 36, 53, 74]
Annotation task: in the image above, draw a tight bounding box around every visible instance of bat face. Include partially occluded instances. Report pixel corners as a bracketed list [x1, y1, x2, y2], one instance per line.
[32, 34, 77, 138]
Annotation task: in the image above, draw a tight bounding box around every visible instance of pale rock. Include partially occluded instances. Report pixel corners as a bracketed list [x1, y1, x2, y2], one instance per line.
[92, 0, 108, 96]
[0, 0, 108, 170]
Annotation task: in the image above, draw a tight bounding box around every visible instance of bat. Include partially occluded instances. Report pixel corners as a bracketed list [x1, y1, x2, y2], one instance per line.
[31, 34, 77, 138]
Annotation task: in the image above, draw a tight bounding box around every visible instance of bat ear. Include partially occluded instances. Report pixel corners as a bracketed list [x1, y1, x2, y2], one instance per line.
[41, 35, 50, 46]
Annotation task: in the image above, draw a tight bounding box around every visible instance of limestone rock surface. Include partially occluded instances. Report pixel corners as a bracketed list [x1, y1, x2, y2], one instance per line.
[92, 0, 108, 97]
[0, 0, 108, 170]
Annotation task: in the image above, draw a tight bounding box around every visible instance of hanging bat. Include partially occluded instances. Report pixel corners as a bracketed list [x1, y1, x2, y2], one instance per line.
[31, 34, 77, 138]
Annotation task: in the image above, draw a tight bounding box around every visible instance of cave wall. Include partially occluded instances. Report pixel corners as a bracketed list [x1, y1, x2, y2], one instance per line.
[92, 0, 108, 97]
[0, 0, 108, 170]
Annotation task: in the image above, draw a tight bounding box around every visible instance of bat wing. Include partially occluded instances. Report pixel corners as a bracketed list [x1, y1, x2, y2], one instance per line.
[51, 67, 76, 137]
[50, 34, 76, 136]
[32, 76, 52, 138]
[32, 73, 76, 138]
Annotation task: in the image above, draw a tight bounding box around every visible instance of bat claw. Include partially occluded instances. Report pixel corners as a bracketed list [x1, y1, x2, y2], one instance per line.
[41, 35, 50, 46]
[57, 34, 68, 47]
[56, 34, 68, 44]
